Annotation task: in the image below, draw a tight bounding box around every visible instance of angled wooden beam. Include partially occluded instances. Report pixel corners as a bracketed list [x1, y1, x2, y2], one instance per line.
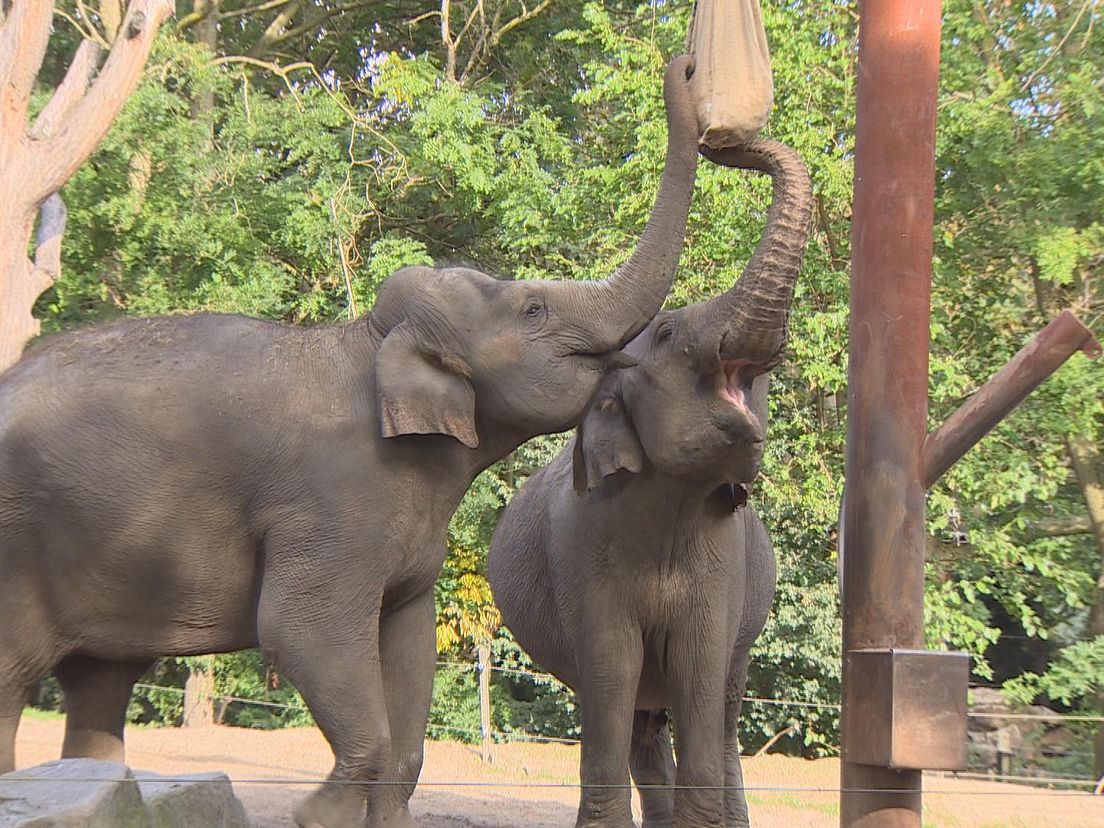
[922, 310, 1101, 489]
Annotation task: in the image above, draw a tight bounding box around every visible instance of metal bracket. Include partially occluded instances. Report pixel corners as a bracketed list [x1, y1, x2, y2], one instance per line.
[843, 648, 969, 771]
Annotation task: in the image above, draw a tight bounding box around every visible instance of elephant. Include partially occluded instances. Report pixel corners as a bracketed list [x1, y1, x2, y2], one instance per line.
[0, 57, 699, 828]
[487, 139, 812, 828]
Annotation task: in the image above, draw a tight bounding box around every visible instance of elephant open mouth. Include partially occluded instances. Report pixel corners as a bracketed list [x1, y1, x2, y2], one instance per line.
[719, 360, 758, 411]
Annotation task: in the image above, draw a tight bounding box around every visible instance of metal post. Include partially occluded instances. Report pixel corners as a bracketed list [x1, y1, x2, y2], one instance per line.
[477, 645, 493, 764]
[842, 2, 942, 826]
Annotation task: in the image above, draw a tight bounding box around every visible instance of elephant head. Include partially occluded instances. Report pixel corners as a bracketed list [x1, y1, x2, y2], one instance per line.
[367, 57, 699, 449]
[573, 139, 812, 491]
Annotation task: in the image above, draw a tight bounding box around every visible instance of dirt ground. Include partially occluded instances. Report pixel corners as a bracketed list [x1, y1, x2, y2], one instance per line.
[11, 715, 1102, 827]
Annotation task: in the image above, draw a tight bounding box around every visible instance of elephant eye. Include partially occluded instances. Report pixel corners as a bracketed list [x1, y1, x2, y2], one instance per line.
[522, 299, 546, 321]
[655, 322, 674, 344]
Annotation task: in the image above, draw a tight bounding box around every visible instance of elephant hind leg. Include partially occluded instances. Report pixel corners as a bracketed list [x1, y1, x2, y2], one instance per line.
[369, 589, 436, 828]
[629, 709, 675, 828]
[0, 626, 61, 772]
[55, 654, 151, 763]
[0, 685, 30, 773]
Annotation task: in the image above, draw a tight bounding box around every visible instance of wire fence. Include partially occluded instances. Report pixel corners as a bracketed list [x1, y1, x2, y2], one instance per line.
[110, 659, 1104, 795]
[2, 773, 1101, 797]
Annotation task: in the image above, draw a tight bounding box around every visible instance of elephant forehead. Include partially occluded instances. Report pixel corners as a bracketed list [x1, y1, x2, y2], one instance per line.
[438, 266, 501, 297]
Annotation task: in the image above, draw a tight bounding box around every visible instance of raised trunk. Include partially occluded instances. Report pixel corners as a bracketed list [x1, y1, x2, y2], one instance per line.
[551, 55, 700, 352]
[701, 140, 812, 366]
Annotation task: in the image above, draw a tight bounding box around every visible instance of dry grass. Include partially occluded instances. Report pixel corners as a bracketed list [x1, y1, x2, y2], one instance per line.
[12, 716, 1102, 827]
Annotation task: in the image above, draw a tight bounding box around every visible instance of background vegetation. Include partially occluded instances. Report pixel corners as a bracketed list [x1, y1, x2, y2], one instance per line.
[24, 0, 1103, 779]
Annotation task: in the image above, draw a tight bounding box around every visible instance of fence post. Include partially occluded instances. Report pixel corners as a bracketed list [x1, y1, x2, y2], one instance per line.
[477, 645, 493, 764]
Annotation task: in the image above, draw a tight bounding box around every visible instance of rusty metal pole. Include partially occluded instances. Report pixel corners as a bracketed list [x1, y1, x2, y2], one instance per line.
[841, 2, 943, 826]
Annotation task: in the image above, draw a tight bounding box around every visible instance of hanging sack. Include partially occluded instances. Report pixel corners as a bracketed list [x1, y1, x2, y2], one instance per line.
[686, 0, 774, 149]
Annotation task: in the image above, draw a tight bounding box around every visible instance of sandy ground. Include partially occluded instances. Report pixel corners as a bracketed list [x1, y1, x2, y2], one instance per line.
[10, 715, 1102, 827]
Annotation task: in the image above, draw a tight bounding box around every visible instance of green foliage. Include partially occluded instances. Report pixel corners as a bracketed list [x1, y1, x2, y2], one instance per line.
[492, 632, 581, 741]
[426, 666, 483, 743]
[1004, 636, 1104, 710]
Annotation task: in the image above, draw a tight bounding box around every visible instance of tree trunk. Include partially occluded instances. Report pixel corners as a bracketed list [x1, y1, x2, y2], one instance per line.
[0, 0, 173, 372]
[0, 218, 45, 368]
[182, 657, 216, 728]
[189, 0, 218, 117]
[1066, 437, 1104, 780]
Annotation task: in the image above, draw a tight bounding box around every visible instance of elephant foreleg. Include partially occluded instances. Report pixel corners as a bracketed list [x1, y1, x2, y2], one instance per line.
[54, 654, 150, 763]
[670, 637, 727, 828]
[575, 626, 643, 828]
[369, 589, 437, 828]
[723, 658, 753, 828]
[629, 708, 675, 827]
[258, 565, 390, 828]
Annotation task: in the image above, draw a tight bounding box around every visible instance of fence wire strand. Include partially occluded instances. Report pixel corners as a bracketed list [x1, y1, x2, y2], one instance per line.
[7, 663, 1095, 796]
[1, 775, 1100, 796]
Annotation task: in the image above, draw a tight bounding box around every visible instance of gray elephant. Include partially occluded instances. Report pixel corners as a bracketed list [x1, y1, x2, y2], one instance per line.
[488, 140, 811, 828]
[0, 57, 699, 828]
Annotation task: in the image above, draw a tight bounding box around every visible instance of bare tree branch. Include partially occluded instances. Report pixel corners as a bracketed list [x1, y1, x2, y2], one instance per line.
[0, 0, 56, 135]
[33, 0, 175, 201]
[30, 38, 102, 140]
[460, 0, 553, 85]
[440, 0, 456, 80]
[1020, 0, 1095, 93]
[100, 0, 122, 41]
[32, 193, 67, 286]
[1031, 514, 1094, 538]
[250, 0, 302, 57]
[217, 0, 295, 21]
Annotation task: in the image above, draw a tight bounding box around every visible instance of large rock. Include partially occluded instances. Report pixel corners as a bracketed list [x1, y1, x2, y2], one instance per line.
[0, 761, 251, 827]
[135, 771, 250, 828]
[0, 760, 147, 827]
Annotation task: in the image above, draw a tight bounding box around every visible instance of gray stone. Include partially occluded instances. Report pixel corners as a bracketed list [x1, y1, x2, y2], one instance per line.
[0, 759, 149, 827]
[0, 761, 252, 828]
[135, 771, 251, 828]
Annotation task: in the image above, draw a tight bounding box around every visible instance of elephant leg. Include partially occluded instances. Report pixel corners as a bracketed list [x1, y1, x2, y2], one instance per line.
[629, 708, 675, 828]
[259, 577, 389, 828]
[0, 575, 59, 772]
[54, 654, 150, 762]
[0, 681, 32, 773]
[723, 657, 753, 828]
[369, 589, 436, 828]
[670, 639, 727, 828]
[575, 627, 643, 828]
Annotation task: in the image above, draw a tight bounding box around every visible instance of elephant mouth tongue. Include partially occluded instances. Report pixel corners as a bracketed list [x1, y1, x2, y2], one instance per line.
[720, 360, 757, 410]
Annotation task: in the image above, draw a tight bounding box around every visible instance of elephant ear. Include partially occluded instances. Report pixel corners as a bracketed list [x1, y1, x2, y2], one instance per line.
[376, 321, 479, 448]
[572, 385, 644, 494]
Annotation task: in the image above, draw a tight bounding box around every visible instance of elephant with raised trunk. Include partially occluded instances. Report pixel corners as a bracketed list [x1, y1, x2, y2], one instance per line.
[0, 57, 700, 828]
[488, 139, 812, 828]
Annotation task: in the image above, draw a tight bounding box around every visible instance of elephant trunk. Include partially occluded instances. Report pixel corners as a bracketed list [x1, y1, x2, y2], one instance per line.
[702, 140, 812, 368]
[552, 55, 700, 353]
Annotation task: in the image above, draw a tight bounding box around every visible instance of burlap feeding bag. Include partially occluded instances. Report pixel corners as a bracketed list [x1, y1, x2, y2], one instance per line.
[686, 0, 774, 149]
